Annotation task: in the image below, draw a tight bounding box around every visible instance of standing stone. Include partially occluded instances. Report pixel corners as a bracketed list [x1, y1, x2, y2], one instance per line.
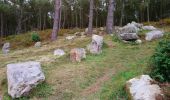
[54, 49, 65, 57]
[34, 42, 41, 48]
[7, 61, 45, 98]
[2, 42, 10, 54]
[87, 35, 103, 54]
[70, 48, 86, 62]
[145, 30, 164, 41]
[126, 75, 164, 100]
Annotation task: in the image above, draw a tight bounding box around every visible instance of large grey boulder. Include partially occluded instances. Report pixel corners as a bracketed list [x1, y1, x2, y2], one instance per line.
[70, 48, 86, 62]
[7, 61, 45, 98]
[2, 42, 10, 54]
[54, 49, 65, 57]
[120, 33, 139, 41]
[121, 23, 140, 33]
[34, 42, 41, 48]
[142, 26, 157, 31]
[131, 21, 143, 28]
[145, 30, 164, 41]
[87, 35, 103, 54]
[126, 75, 164, 100]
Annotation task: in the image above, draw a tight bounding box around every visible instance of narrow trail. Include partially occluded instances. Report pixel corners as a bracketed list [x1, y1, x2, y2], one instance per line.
[81, 68, 115, 96]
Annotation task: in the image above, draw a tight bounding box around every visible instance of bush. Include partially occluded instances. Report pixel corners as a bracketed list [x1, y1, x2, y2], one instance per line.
[150, 40, 170, 82]
[31, 32, 40, 42]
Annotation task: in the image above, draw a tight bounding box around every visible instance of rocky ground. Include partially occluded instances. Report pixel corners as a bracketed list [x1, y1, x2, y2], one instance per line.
[0, 26, 170, 100]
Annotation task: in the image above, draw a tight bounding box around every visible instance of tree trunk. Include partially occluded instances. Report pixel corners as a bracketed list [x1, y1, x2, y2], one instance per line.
[1, 13, 3, 38]
[16, 8, 23, 34]
[51, 0, 61, 41]
[147, 0, 150, 23]
[106, 0, 115, 34]
[119, 0, 124, 26]
[87, 0, 94, 35]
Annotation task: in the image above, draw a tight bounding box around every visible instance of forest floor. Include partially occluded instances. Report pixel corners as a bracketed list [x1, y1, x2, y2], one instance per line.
[0, 27, 170, 100]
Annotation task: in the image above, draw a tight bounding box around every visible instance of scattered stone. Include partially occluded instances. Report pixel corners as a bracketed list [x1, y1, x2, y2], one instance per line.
[135, 39, 142, 44]
[7, 61, 45, 98]
[93, 30, 98, 34]
[2, 42, 10, 54]
[80, 32, 85, 36]
[142, 26, 157, 31]
[100, 27, 104, 31]
[87, 35, 103, 54]
[120, 33, 139, 41]
[126, 75, 164, 100]
[145, 30, 164, 41]
[34, 42, 41, 48]
[74, 32, 81, 36]
[85, 28, 88, 33]
[66, 36, 75, 40]
[70, 48, 86, 62]
[54, 49, 65, 57]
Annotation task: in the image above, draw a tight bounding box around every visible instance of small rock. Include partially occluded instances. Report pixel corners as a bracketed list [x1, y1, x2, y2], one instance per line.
[66, 36, 75, 40]
[2, 42, 10, 54]
[87, 35, 103, 54]
[34, 42, 41, 48]
[70, 48, 86, 62]
[85, 28, 88, 33]
[126, 75, 164, 100]
[74, 32, 81, 36]
[54, 49, 65, 57]
[135, 39, 142, 44]
[145, 30, 164, 41]
[120, 33, 139, 41]
[7, 61, 45, 98]
[100, 27, 104, 31]
[142, 26, 157, 31]
[93, 30, 98, 34]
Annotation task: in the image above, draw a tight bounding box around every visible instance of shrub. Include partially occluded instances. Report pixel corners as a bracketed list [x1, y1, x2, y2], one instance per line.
[150, 40, 170, 82]
[31, 32, 40, 42]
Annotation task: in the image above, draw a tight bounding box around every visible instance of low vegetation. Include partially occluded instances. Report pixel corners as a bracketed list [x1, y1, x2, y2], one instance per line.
[150, 40, 170, 82]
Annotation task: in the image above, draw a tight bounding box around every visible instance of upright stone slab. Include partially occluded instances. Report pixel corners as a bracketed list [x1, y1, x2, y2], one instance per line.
[70, 48, 86, 62]
[126, 75, 164, 100]
[2, 42, 10, 54]
[87, 35, 103, 54]
[7, 61, 45, 98]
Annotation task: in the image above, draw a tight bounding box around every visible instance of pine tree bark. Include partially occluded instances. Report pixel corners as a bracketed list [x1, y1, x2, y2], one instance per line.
[51, 0, 61, 41]
[16, 8, 23, 34]
[87, 0, 94, 35]
[1, 13, 3, 38]
[106, 0, 115, 34]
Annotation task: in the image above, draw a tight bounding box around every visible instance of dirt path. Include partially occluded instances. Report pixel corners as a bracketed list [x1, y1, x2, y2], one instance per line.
[81, 68, 115, 96]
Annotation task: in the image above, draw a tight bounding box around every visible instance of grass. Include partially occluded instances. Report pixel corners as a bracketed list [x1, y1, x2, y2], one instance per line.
[0, 27, 168, 99]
